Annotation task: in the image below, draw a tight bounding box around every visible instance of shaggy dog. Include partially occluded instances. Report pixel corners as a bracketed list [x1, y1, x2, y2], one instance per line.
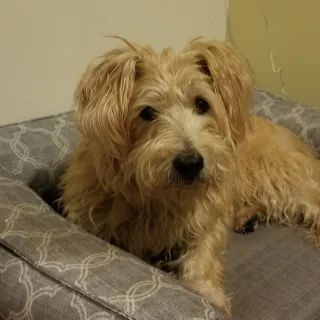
[61, 36, 320, 317]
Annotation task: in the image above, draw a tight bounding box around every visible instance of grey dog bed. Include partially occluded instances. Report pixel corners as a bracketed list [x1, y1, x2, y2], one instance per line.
[0, 89, 320, 320]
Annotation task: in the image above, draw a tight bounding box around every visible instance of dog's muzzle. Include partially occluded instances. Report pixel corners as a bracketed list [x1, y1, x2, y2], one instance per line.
[172, 151, 204, 184]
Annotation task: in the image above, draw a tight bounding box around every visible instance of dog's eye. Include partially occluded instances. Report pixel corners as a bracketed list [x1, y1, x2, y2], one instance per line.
[195, 97, 210, 115]
[140, 106, 157, 121]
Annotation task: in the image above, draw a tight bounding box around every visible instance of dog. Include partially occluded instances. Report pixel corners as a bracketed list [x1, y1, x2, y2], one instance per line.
[61, 36, 320, 317]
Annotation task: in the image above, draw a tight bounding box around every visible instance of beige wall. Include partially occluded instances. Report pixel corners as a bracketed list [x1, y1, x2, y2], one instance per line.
[227, 0, 320, 107]
[0, 0, 227, 125]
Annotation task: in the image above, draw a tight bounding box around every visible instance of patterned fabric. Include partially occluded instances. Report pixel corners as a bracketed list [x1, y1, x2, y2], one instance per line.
[1, 248, 125, 320]
[0, 116, 226, 319]
[0, 167, 226, 320]
[253, 89, 320, 152]
[0, 112, 78, 198]
[0, 89, 320, 320]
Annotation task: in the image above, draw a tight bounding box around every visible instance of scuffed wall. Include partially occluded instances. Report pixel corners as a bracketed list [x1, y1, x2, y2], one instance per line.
[227, 0, 320, 107]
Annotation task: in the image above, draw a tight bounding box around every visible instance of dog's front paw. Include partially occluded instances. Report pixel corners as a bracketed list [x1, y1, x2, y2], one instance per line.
[233, 205, 263, 234]
[65, 211, 79, 223]
[208, 287, 231, 318]
[306, 226, 320, 247]
[186, 281, 231, 317]
[234, 215, 259, 234]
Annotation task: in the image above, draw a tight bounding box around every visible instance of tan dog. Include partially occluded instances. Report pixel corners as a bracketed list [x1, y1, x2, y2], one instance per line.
[61, 36, 320, 317]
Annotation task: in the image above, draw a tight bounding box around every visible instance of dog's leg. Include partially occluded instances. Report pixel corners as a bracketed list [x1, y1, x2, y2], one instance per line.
[293, 194, 320, 246]
[233, 196, 320, 245]
[273, 198, 320, 246]
[306, 213, 320, 246]
[256, 183, 320, 246]
[266, 162, 320, 246]
[179, 219, 231, 317]
[292, 164, 320, 245]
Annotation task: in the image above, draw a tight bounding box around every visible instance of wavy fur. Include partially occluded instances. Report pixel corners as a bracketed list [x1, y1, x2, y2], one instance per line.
[61, 36, 320, 317]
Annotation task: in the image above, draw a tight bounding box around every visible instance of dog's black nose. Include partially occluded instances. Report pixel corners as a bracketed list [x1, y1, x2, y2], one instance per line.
[173, 152, 204, 182]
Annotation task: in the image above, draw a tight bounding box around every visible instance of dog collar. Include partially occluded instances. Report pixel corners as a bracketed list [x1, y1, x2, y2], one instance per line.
[153, 250, 172, 262]
[148, 246, 181, 265]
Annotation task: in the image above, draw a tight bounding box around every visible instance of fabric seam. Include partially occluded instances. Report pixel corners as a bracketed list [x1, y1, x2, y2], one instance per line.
[0, 239, 138, 320]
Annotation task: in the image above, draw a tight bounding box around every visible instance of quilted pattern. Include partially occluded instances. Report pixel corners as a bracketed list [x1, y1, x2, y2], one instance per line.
[0, 89, 320, 320]
[0, 168, 226, 320]
[1, 249, 124, 320]
[0, 116, 227, 319]
[0, 112, 77, 193]
[253, 89, 320, 151]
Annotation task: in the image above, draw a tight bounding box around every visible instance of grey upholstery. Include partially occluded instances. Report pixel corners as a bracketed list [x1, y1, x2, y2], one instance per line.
[0, 89, 320, 320]
[0, 114, 227, 320]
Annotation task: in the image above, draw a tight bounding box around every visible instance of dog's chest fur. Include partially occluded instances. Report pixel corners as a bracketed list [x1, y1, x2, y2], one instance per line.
[102, 191, 215, 261]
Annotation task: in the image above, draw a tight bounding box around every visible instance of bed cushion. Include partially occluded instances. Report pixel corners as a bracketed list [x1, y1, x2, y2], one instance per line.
[253, 89, 320, 151]
[0, 167, 227, 320]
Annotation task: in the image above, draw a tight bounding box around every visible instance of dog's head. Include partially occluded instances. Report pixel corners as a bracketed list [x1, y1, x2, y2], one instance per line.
[75, 36, 253, 194]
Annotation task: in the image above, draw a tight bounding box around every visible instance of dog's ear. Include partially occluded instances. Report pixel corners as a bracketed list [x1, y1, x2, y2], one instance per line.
[74, 43, 141, 159]
[186, 39, 253, 143]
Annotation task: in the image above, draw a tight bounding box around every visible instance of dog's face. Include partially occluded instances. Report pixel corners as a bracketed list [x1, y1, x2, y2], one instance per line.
[75, 37, 252, 194]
